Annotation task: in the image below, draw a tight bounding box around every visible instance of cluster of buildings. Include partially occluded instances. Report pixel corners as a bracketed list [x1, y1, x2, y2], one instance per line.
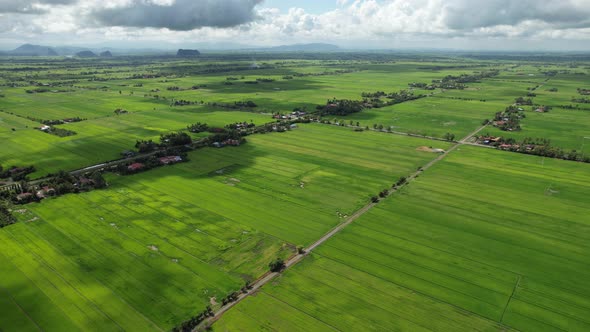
[272, 110, 307, 120]
[127, 155, 183, 171]
[212, 139, 241, 148]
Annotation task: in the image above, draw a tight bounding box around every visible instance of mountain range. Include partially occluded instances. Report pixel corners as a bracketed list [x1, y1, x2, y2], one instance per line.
[0, 43, 341, 56]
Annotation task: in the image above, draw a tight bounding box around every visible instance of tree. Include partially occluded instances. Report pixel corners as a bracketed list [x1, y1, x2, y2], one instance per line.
[269, 258, 286, 272]
[91, 172, 107, 189]
[444, 133, 456, 141]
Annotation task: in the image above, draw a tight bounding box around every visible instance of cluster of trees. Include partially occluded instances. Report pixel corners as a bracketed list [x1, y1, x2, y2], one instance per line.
[0, 165, 35, 181]
[256, 78, 275, 83]
[395, 176, 407, 187]
[25, 88, 70, 94]
[515, 97, 534, 105]
[187, 122, 209, 133]
[292, 69, 357, 78]
[46, 171, 106, 195]
[172, 99, 197, 106]
[160, 132, 192, 147]
[577, 88, 590, 95]
[430, 70, 500, 90]
[135, 140, 158, 153]
[226, 77, 242, 81]
[572, 97, 590, 103]
[443, 133, 456, 141]
[225, 122, 256, 131]
[0, 201, 16, 228]
[129, 73, 164, 80]
[493, 106, 526, 131]
[7, 171, 107, 206]
[41, 117, 84, 125]
[360, 90, 425, 108]
[408, 82, 436, 90]
[113, 108, 128, 115]
[171, 306, 214, 332]
[44, 127, 77, 137]
[443, 70, 499, 83]
[318, 99, 364, 116]
[118, 151, 189, 175]
[220, 292, 240, 306]
[481, 136, 590, 163]
[269, 258, 286, 272]
[234, 101, 257, 108]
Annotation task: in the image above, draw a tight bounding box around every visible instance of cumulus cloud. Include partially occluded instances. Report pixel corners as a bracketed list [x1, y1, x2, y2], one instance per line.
[89, 0, 262, 31]
[0, 0, 77, 14]
[2, 0, 590, 50]
[443, 0, 590, 31]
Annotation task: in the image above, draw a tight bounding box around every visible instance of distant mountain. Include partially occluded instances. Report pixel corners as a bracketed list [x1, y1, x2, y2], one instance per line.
[53, 46, 91, 56]
[99, 51, 113, 57]
[265, 43, 340, 52]
[177, 49, 201, 57]
[76, 50, 97, 58]
[9, 44, 58, 56]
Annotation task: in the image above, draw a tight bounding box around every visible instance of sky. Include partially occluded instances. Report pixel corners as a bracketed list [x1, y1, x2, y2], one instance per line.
[0, 0, 590, 51]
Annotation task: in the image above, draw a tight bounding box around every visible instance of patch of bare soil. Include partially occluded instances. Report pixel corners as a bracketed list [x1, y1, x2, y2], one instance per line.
[210, 297, 217, 306]
[417, 146, 434, 152]
[148, 245, 159, 251]
[416, 146, 445, 153]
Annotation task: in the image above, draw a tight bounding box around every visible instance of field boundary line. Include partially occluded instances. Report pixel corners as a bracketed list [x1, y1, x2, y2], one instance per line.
[500, 275, 521, 323]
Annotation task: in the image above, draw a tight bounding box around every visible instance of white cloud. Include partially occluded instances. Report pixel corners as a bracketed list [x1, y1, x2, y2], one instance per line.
[1, 0, 590, 50]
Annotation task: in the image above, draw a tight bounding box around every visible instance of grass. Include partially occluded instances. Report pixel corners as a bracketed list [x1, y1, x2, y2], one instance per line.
[0, 108, 270, 177]
[0, 124, 449, 331]
[215, 145, 590, 332]
[343, 97, 504, 139]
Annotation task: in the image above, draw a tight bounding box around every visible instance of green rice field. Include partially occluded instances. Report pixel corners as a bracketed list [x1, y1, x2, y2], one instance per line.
[1, 54, 589, 332]
[215, 146, 590, 332]
[0, 124, 449, 331]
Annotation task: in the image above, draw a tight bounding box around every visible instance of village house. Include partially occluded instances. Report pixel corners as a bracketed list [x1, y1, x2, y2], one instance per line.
[39, 125, 51, 132]
[121, 150, 136, 158]
[535, 106, 547, 113]
[222, 139, 241, 146]
[36, 186, 56, 199]
[159, 156, 182, 165]
[128, 163, 145, 171]
[16, 192, 33, 201]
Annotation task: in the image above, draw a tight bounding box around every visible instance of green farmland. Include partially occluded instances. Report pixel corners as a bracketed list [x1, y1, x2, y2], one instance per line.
[0, 124, 449, 331]
[215, 146, 590, 332]
[1, 53, 589, 332]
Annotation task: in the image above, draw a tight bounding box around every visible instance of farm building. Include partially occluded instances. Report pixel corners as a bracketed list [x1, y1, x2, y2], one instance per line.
[16, 193, 33, 201]
[128, 163, 145, 171]
[159, 156, 182, 165]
